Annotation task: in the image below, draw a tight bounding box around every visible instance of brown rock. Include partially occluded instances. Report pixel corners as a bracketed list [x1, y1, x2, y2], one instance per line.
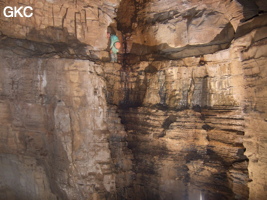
[1, 1, 267, 200]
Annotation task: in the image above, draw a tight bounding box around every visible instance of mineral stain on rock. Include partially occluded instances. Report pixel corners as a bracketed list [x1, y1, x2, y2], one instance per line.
[0, 0, 267, 200]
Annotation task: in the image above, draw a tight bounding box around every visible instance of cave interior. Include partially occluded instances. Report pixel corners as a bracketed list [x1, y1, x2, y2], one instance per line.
[0, 0, 267, 200]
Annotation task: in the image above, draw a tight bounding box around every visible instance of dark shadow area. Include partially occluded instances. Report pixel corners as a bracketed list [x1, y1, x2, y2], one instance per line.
[0, 28, 110, 62]
[162, 115, 177, 129]
[235, 13, 267, 39]
[236, 0, 259, 22]
[118, 63, 160, 108]
[116, 0, 137, 34]
[128, 37, 233, 63]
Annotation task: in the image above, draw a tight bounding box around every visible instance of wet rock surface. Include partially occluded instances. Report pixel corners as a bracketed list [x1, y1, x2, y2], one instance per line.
[118, 107, 248, 200]
[0, 52, 132, 200]
[103, 12, 267, 199]
[0, 0, 267, 200]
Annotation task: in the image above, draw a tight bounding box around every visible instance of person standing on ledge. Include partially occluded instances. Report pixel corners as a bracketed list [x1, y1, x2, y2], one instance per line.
[107, 31, 121, 62]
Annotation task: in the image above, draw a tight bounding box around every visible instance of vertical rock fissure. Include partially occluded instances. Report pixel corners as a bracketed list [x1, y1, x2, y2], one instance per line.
[111, 1, 262, 199]
[1, 0, 267, 199]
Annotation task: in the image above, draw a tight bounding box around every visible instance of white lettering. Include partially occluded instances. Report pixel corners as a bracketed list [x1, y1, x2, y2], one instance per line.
[23, 6, 33, 18]
[14, 6, 23, 17]
[3, 6, 33, 17]
[3, 6, 13, 17]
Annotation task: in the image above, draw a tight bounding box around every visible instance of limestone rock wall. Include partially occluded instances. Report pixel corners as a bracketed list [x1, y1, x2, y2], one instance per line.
[0, 0, 267, 200]
[238, 21, 267, 200]
[0, 50, 132, 200]
[0, 0, 123, 61]
[0, 155, 57, 200]
[0, 0, 119, 49]
[105, 56, 249, 199]
[104, 13, 267, 200]
[117, 0, 267, 60]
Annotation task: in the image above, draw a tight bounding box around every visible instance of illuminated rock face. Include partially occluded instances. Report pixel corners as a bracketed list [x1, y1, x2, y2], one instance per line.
[0, 0, 121, 61]
[0, 0, 267, 200]
[106, 9, 267, 200]
[0, 0, 120, 48]
[116, 0, 265, 60]
[0, 54, 132, 200]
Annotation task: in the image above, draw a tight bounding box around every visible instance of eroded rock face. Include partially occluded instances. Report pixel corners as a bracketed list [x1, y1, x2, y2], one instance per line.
[0, 51, 132, 200]
[0, 0, 119, 48]
[104, 12, 267, 200]
[105, 56, 249, 199]
[0, 0, 122, 61]
[0, 0, 267, 200]
[117, 0, 267, 60]
[0, 155, 57, 200]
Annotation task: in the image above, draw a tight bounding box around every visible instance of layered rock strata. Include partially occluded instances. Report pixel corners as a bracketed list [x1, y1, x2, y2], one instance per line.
[117, 0, 267, 61]
[0, 0, 120, 47]
[0, 0, 267, 199]
[0, 50, 132, 200]
[0, 0, 121, 60]
[105, 56, 249, 199]
[104, 13, 267, 200]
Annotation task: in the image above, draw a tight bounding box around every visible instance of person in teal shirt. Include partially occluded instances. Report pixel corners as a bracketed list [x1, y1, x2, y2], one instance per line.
[107, 32, 120, 62]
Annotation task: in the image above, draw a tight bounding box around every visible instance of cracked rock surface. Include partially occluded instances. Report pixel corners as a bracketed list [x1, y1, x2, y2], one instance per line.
[0, 0, 267, 200]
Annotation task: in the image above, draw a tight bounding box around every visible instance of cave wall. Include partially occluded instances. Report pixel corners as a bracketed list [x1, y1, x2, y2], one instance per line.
[106, 52, 249, 199]
[0, 0, 267, 200]
[116, 0, 267, 61]
[0, 0, 121, 60]
[239, 24, 267, 200]
[0, 51, 132, 200]
[0, 0, 119, 47]
[106, 9, 267, 200]
[0, 154, 57, 200]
